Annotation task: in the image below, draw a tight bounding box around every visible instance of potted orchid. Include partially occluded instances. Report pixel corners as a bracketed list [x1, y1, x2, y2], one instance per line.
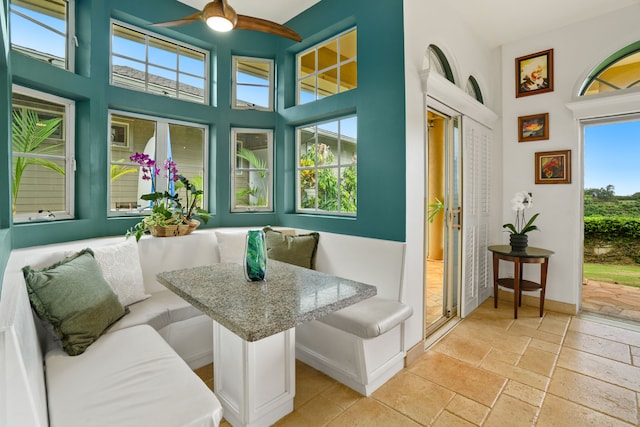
[125, 153, 211, 241]
[503, 191, 539, 250]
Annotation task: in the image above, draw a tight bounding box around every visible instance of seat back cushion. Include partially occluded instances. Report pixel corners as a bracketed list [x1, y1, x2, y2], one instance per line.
[263, 227, 319, 269]
[23, 249, 126, 356]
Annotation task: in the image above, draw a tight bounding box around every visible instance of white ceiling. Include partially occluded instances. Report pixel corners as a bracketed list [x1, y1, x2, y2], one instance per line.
[178, 0, 639, 47]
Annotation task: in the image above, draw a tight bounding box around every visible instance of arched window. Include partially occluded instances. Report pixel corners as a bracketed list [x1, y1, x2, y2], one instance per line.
[580, 41, 640, 96]
[427, 45, 455, 84]
[466, 76, 484, 103]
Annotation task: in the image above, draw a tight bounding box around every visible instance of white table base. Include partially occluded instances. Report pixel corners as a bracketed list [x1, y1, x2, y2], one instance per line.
[213, 321, 295, 427]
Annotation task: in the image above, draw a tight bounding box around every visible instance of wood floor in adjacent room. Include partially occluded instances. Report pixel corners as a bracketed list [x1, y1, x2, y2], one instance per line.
[195, 298, 640, 426]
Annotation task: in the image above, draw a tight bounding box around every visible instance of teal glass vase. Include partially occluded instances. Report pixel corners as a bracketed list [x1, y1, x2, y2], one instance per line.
[244, 229, 267, 281]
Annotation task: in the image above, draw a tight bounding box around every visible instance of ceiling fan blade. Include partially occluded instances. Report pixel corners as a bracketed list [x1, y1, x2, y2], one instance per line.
[236, 15, 301, 42]
[150, 12, 203, 28]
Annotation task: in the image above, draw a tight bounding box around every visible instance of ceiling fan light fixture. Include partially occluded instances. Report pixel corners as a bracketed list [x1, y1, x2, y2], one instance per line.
[206, 16, 234, 32]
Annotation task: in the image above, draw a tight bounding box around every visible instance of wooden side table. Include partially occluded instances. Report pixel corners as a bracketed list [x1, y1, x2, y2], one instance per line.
[488, 245, 554, 319]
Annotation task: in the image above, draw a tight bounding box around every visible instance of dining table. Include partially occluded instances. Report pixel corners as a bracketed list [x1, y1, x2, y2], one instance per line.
[157, 259, 377, 427]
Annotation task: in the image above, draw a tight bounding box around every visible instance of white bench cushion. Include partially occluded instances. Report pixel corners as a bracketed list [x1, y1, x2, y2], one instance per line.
[317, 297, 413, 339]
[45, 324, 222, 427]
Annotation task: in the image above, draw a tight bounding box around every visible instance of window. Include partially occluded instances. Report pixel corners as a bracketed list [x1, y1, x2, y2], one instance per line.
[110, 21, 208, 104]
[581, 41, 640, 96]
[297, 116, 357, 215]
[10, 0, 74, 70]
[231, 128, 273, 212]
[427, 45, 455, 84]
[12, 86, 75, 222]
[109, 111, 208, 216]
[297, 28, 357, 104]
[232, 56, 274, 111]
[466, 76, 484, 103]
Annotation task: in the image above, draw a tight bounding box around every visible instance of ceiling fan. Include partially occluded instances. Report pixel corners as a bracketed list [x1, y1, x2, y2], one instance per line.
[151, 0, 302, 42]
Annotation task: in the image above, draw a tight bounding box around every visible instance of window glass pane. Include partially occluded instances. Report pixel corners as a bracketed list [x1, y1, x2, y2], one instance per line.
[297, 117, 357, 215]
[296, 28, 357, 104]
[583, 50, 640, 96]
[233, 57, 273, 110]
[12, 89, 72, 221]
[111, 22, 208, 104]
[232, 129, 273, 211]
[10, 0, 68, 69]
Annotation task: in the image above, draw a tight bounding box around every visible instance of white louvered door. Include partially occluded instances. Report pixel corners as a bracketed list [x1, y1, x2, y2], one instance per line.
[460, 116, 493, 318]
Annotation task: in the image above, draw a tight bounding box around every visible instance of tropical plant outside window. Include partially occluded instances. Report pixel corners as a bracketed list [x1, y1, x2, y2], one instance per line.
[109, 112, 208, 216]
[11, 86, 75, 222]
[110, 21, 208, 104]
[231, 128, 273, 212]
[296, 28, 357, 105]
[297, 117, 357, 214]
[10, 0, 73, 70]
[232, 56, 274, 111]
[581, 41, 640, 96]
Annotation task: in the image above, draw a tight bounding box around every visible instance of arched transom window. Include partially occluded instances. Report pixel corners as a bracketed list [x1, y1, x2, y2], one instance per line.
[581, 41, 640, 96]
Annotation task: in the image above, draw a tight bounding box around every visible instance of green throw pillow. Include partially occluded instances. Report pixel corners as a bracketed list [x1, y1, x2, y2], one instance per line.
[263, 227, 320, 269]
[23, 249, 126, 356]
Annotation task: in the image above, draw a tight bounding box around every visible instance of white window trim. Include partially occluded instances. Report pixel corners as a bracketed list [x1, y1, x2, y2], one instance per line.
[107, 109, 209, 217]
[232, 56, 274, 111]
[230, 128, 274, 212]
[109, 20, 210, 105]
[12, 84, 75, 223]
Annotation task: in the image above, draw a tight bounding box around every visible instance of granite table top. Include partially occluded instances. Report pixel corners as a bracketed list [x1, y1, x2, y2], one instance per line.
[157, 260, 377, 342]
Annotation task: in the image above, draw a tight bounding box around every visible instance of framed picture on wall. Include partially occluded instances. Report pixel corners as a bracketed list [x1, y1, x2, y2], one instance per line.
[518, 113, 549, 142]
[516, 49, 554, 98]
[111, 122, 129, 148]
[535, 150, 571, 184]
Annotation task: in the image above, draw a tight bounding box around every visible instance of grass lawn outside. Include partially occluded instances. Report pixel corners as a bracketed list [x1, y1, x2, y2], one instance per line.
[583, 263, 640, 288]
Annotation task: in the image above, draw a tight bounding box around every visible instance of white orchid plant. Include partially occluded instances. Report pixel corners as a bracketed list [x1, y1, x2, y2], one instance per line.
[503, 191, 539, 235]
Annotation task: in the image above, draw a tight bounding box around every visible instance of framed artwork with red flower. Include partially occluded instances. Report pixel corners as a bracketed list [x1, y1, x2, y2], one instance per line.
[535, 150, 571, 184]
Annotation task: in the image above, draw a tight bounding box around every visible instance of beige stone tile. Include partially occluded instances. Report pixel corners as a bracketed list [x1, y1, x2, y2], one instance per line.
[548, 367, 638, 424]
[538, 315, 571, 336]
[569, 317, 640, 347]
[320, 381, 363, 410]
[508, 323, 564, 345]
[537, 394, 636, 427]
[633, 346, 640, 367]
[484, 347, 521, 365]
[432, 332, 493, 366]
[293, 394, 345, 426]
[557, 347, 640, 392]
[326, 398, 421, 427]
[564, 330, 632, 364]
[483, 394, 538, 427]
[481, 355, 550, 391]
[295, 362, 335, 407]
[445, 394, 490, 425]
[451, 320, 531, 355]
[431, 410, 476, 427]
[503, 380, 546, 407]
[529, 337, 562, 355]
[517, 345, 558, 377]
[409, 351, 507, 407]
[372, 371, 453, 425]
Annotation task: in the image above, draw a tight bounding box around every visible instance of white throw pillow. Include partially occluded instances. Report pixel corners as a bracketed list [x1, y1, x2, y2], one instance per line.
[91, 240, 150, 307]
[215, 230, 247, 263]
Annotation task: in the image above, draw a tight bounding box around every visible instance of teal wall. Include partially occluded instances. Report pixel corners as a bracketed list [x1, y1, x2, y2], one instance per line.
[1, 0, 12, 289]
[1, 0, 406, 262]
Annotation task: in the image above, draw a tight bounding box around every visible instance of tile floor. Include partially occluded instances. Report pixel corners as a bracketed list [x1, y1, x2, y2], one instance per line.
[195, 299, 640, 426]
[582, 278, 640, 322]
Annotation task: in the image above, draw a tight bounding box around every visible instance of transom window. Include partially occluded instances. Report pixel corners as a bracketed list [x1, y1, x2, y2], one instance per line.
[110, 21, 208, 104]
[296, 28, 357, 105]
[232, 56, 274, 111]
[427, 45, 455, 84]
[466, 76, 484, 103]
[10, 0, 74, 70]
[581, 41, 640, 96]
[231, 128, 273, 212]
[296, 116, 357, 215]
[12, 85, 75, 222]
[109, 111, 208, 216]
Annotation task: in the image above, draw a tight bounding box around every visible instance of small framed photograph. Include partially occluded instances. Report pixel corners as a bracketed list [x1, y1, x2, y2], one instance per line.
[516, 49, 553, 98]
[535, 150, 571, 184]
[518, 113, 549, 142]
[111, 122, 129, 148]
